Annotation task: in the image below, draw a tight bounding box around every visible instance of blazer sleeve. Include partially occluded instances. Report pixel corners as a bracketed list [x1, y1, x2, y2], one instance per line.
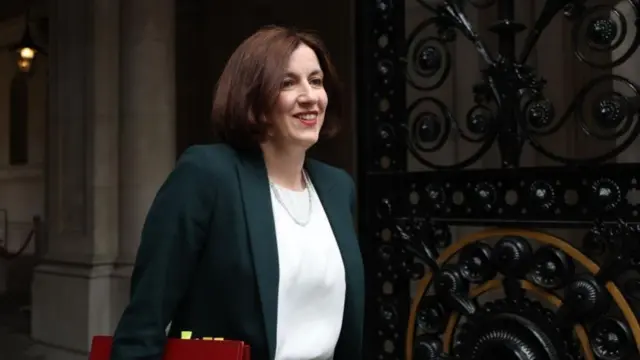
[110, 147, 217, 360]
[349, 176, 356, 218]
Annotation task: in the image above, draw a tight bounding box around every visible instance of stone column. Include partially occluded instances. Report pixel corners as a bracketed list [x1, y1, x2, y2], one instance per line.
[112, 0, 176, 311]
[30, 0, 120, 359]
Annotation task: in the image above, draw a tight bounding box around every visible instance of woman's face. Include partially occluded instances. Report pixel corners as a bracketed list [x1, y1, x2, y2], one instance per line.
[266, 44, 328, 150]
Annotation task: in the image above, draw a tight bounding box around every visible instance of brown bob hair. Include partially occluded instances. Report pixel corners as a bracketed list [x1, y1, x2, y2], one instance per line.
[211, 26, 343, 150]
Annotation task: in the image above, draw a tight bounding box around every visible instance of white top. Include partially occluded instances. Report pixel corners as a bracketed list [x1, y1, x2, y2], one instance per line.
[270, 180, 346, 360]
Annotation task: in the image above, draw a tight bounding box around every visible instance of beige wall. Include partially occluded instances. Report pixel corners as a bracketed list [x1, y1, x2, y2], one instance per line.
[0, 16, 46, 251]
[0, 15, 46, 294]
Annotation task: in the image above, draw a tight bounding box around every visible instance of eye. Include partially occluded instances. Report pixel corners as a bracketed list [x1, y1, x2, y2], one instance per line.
[310, 77, 324, 87]
[281, 78, 295, 88]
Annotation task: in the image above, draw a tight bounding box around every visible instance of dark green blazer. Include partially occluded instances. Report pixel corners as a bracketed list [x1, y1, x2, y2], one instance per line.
[110, 144, 364, 360]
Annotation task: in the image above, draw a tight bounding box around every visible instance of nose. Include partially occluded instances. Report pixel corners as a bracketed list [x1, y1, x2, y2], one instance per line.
[297, 82, 319, 105]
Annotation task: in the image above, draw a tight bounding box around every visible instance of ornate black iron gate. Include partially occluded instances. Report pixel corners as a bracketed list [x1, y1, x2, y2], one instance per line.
[356, 1, 640, 359]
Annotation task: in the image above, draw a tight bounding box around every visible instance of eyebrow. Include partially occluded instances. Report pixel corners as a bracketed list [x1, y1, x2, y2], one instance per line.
[284, 69, 324, 78]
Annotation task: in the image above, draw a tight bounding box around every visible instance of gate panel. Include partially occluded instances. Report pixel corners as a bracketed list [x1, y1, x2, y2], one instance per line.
[356, 1, 640, 359]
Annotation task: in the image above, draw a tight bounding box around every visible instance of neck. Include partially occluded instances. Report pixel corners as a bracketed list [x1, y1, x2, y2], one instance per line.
[261, 142, 307, 190]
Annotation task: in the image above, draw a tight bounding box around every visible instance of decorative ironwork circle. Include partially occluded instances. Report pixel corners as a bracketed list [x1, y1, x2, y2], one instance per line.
[590, 317, 634, 360]
[456, 300, 570, 360]
[525, 98, 555, 131]
[406, 19, 452, 91]
[528, 181, 556, 211]
[406, 97, 451, 153]
[464, 105, 495, 142]
[527, 75, 640, 165]
[571, 3, 639, 68]
[404, 229, 640, 360]
[459, 243, 495, 284]
[530, 246, 575, 290]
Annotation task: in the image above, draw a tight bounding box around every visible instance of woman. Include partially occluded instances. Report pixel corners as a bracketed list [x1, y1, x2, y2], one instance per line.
[110, 26, 364, 360]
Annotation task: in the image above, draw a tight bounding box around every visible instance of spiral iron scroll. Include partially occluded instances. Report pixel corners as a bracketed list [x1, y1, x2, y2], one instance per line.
[395, 0, 640, 169]
[389, 223, 640, 360]
[358, 1, 640, 360]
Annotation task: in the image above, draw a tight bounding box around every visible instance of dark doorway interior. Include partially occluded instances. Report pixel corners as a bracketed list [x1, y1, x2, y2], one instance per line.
[174, 0, 356, 176]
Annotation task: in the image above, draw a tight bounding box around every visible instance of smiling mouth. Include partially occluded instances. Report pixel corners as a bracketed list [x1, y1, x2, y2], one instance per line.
[294, 112, 319, 126]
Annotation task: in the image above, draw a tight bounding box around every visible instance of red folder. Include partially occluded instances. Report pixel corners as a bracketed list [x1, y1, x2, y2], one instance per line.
[89, 335, 250, 360]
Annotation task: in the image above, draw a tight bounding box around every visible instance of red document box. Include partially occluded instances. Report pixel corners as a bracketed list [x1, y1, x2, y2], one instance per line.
[89, 335, 250, 360]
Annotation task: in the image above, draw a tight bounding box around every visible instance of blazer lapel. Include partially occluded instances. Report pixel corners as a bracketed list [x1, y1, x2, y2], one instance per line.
[236, 155, 361, 360]
[236, 153, 279, 360]
[305, 160, 356, 281]
[305, 161, 361, 351]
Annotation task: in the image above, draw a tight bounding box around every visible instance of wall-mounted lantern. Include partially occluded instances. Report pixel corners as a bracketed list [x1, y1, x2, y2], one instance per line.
[11, 12, 46, 73]
[2, 4, 49, 166]
[13, 19, 44, 73]
[15, 39, 36, 73]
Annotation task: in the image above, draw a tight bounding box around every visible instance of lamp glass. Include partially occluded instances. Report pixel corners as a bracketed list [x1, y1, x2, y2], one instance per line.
[19, 47, 35, 60]
[17, 58, 32, 72]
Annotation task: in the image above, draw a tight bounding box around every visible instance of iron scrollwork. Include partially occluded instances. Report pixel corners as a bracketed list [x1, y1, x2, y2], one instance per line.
[356, 1, 640, 360]
[365, 173, 640, 359]
[392, 0, 640, 169]
[399, 222, 640, 360]
[369, 219, 639, 360]
[370, 163, 640, 226]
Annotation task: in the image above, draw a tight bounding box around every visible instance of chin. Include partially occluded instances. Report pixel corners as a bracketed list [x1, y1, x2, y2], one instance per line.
[291, 134, 320, 149]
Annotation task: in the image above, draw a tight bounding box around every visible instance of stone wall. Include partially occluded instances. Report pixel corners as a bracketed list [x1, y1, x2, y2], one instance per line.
[0, 15, 47, 295]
